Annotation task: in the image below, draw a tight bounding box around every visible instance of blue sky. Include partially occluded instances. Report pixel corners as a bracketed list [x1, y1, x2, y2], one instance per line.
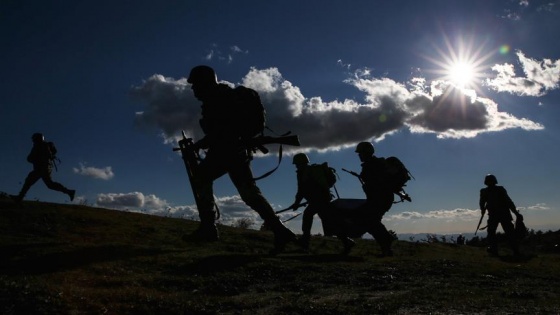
[2, 0, 560, 236]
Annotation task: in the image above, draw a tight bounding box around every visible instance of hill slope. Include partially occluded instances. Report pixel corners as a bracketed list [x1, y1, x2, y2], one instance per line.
[1, 196, 559, 314]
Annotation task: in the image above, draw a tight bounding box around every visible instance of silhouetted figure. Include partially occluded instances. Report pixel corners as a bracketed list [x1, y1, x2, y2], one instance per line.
[457, 234, 465, 245]
[186, 65, 299, 253]
[288, 153, 355, 253]
[479, 174, 522, 256]
[352, 142, 395, 257]
[12, 133, 75, 202]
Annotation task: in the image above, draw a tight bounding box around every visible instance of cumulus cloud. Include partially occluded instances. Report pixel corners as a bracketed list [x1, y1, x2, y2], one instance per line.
[212, 195, 262, 226]
[94, 191, 263, 225]
[95, 192, 199, 219]
[131, 65, 544, 152]
[486, 51, 560, 96]
[519, 203, 550, 211]
[387, 208, 480, 222]
[73, 163, 114, 180]
[96, 191, 174, 214]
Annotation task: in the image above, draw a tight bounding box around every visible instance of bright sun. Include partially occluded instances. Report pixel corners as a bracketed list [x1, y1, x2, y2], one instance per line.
[422, 34, 494, 91]
[448, 61, 475, 88]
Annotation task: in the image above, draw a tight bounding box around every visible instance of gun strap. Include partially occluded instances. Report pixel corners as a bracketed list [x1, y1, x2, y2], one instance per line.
[333, 184, 340, 199]
[282, 211, 302, 223]
[253, 144, 283, 181]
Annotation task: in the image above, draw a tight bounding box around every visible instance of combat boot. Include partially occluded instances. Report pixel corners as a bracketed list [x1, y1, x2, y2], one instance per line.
[380, 238, 394, 257]
[340, 237, 355, 255]
[185, 222, 219, 242]
[68, 190, 76, 202]
[270, 227, 298, 255]
[486, 246, 499, 256]
[299, 234, 311, 251]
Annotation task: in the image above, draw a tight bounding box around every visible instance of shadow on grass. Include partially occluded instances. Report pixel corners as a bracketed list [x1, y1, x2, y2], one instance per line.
[498, 253, 535, 263]
[0, 244, 183, 275]
[280, 253, 366, 263]
[176, 254, 261, 275]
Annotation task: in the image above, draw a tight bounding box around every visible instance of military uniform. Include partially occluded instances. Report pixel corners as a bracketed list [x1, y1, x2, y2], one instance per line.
[188, 67, 297, 251]
[479, 184, 520, 255]
[13, 134, 75, 202]
[357, 155, 394, 256]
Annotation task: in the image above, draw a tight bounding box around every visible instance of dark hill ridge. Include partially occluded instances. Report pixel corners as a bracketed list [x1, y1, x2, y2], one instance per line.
[1, 196, 559, 314]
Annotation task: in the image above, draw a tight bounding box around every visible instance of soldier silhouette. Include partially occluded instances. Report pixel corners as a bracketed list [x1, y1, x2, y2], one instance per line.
[479, 174, 522, 256]
[288, 153, 355, 253]
[352, 142, 395, 257]
[186, 65, 300, 254]
[12, 133, 75, 202]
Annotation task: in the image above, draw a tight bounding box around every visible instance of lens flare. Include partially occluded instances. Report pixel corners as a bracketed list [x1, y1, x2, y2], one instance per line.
[499, 45, 510, 55]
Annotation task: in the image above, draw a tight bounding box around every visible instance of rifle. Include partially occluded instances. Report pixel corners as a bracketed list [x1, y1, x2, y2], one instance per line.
[173, 131, 220, 218]
[282, 212, 302, 223]
[245, 134, 301, 181]
[474, 212, 485, 235]
[275, 202, 309, 214]
[342, 168, 364, 185]
[244, 134, 301, 154]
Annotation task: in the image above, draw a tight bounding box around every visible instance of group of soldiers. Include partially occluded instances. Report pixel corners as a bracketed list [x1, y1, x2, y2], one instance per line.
[10, 65, 525, 257]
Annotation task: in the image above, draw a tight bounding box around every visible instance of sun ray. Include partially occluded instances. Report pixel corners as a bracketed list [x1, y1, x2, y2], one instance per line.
[420, 33, 495, 95]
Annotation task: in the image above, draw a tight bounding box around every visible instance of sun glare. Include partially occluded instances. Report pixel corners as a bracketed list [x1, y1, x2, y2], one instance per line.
[422, 34, 494, 92]
[448, 62, 474, 88]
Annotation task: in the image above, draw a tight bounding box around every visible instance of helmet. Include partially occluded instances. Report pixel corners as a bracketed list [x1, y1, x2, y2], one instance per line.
[355, 142, 374, 155]
[31, 133, 44, 143]
[292, 153, 310, 165]
[187, 65, 217, 85]
[484, 174, 498, 186]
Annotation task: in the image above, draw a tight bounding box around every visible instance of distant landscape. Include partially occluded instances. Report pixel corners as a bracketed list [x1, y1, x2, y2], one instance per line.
[1, 193, 559, 314]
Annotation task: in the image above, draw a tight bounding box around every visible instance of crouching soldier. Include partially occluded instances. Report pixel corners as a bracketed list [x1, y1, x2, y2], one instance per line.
[288, 153, 355, 253]
[479, 174, 522, 256]
[353, 142, 395, 257]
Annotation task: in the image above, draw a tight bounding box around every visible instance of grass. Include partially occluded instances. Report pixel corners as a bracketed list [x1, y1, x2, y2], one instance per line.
[1, 195, 559, 314]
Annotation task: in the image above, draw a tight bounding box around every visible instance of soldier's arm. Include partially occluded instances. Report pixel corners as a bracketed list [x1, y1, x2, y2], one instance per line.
[503, 188, 521, 217]
[479, 189, 487, 215]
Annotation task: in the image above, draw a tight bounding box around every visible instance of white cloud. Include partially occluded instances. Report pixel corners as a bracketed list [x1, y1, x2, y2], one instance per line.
[96, 191, 169, 211]
[486, 51, 560, 96]
[202, 44, 248, 64]
[73, 163, 114, 180]
[519, 203, 550, 211]
[131, 64, 544, 152]
[388, 208, 480, 221]
[94, 191, 263, 225]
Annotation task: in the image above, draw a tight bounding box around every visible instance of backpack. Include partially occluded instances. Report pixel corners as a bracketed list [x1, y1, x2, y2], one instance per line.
[233, 86, 266, 139]
[383, 156, 412, 194]
[47, 141, 57, 160]
[46, 141, 60, 170]
[308, 162, 337, 189]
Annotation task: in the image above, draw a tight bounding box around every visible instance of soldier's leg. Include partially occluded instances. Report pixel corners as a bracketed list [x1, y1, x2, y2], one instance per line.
[367, 198, 394, 256]
[486, 217, 500, 255]
[190, 157, 227, 240]
[41, 170, 75, 200]
[501, 219, 520, 255]
[369, 218, 393, 256]
[299, 205, 320, 249]
[14, 170, 41, 201]
[229, 161, 297, 252]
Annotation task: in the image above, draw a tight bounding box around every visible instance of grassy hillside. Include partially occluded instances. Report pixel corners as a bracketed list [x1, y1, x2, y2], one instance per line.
[1, 195, 559, 314]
